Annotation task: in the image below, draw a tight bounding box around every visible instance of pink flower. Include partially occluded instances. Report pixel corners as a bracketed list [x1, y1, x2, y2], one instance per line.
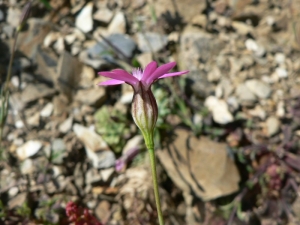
[98, 61, 188, 91]
[98, 62, 189, 149]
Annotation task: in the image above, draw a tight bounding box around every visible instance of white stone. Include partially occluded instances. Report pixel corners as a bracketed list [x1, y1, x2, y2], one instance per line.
[274, 53, 285, 64]
[20, 159, 34, 174]
[119, 91, 133, 104]
[15, 120, 24, 128]
[16, 140, 43, 160]
[205, 96, 234, 124]
[8, 186, 18, 197]
[64, 33, 77, 44]
[245, 39, 258, 51]
[276, 101, 285, 118]
[59, 116, 73, 133]
[40, 102, 54, 117]
[266, 116, 280, 137]
[275, 67, 288, 78]
[75, 2, 93, 33]
[100, 167, 115, 182]
[54, 36, 65, 53]
[108, 11, 126, 34]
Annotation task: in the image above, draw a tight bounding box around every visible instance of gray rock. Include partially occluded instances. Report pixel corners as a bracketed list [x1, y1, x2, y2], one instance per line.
[87, 33, 136, 59]
[236, 83, 257, 106]
[266, 116, 280, 137]
[94, 151, 116, 169]
[188, 70, 214, 99]
[180, 26, 224, 70]
[3, 25, 14, 38]
[245, 79, 272, 99]
[136, 32, 168, 53]
[10, 83, 56, 109]
[78, 51, 106, 69]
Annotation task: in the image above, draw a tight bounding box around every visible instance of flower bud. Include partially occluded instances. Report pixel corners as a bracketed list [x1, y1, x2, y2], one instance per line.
[131, 83, 158, 149]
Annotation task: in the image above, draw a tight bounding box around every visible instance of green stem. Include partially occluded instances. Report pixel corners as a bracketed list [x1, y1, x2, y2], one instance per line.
[147, 147, 164, 225]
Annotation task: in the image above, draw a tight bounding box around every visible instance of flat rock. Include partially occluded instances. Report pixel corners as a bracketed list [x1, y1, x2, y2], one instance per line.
[56, 51, 83, 100]
[157, 129, 240, 201]
[136, 32, 168, 53]
[73, 124, 110, 153]
[16, 140, 43, 161]
[87, 33, 136, 59]
[75, 2, 93, 33]
[108, 11, 126, 34]
[10, 83, 56, 110]
[245, 79, 271, 99]
[75, 87, 106, 107]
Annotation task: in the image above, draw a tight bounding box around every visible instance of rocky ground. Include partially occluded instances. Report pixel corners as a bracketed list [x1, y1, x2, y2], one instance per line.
[1, 0, 300, 224]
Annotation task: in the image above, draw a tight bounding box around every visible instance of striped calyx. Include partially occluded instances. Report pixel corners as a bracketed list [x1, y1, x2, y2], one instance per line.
[131, 82, 158, 149]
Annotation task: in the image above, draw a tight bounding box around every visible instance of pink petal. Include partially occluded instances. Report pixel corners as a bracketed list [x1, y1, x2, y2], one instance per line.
[98, 70, 138, 85]
[157, 70, 189, 79]
[99, 79, 125, 86]
[142, 61, 157, 81]
[146, 62, 176, 84]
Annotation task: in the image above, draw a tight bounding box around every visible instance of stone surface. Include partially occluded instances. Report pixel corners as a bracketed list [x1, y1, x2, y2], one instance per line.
[56, 51, 83, 100]
[16, 140, 43, 161]
[40, 102, 54, 117]
[75, 87, 106, 106]
[87, 33, 136, 59]
[136, 32, 168, 53]
[245, 79, 272, 99]
[236, 83, 257, 106]
[93, 8, 113, 24]
[108, 11, 126, 34]
[75, 2, 93, 33]
[205, 96, 234, 124]
[10, 83, 56, 110]
[265, 116, 280, 137]
[157, 129, 240, 201]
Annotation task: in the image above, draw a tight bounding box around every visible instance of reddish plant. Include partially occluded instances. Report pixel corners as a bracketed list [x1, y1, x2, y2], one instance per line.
[65, 201, 102, 225]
